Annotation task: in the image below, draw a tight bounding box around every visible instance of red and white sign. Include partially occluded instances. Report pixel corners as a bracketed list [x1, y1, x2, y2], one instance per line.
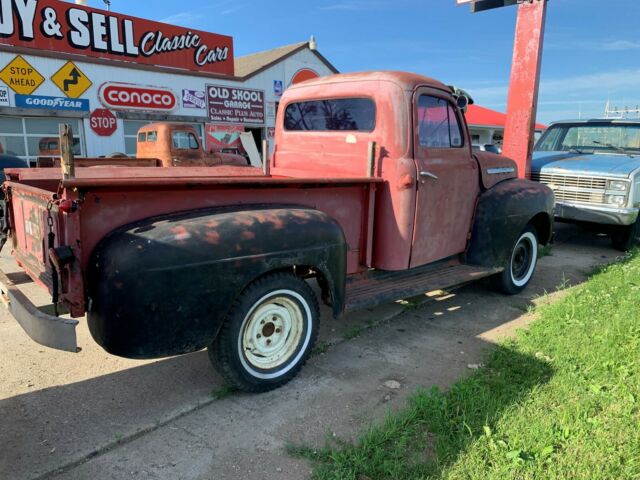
[290, 68, 320, 85]
[0, 0, 234, 76]
[90, 108, 117, 137]
[99, 83, 177, 112]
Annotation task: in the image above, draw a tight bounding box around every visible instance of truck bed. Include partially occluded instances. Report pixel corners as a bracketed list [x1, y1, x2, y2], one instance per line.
[3, 166, 382, 318]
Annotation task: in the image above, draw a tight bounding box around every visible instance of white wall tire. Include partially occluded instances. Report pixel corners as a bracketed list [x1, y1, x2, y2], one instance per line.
[494, 226, 539, 295]
[209, 273, 319, 393]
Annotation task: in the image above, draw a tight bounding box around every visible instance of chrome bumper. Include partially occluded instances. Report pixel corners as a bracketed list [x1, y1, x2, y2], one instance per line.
[0, 268, 79, 353]
[555, 202, 639, 226]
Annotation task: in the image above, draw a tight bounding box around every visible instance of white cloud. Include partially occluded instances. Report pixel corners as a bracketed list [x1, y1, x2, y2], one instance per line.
[467, 68, 640, 102]
[158, 12, 202, 25]
[465, 69, 640, 123]
[546, 38, 640, 52]
[318, 1, 372, 11]
[220, 5, 245, 15]
[600, 40, 640, 51]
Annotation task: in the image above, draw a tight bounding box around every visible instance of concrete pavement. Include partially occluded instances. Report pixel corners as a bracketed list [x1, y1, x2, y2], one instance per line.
[0, 224, 620, 480]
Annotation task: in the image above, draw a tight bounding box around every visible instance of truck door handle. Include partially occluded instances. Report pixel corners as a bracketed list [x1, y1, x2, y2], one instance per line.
[419, 171, 438, 180]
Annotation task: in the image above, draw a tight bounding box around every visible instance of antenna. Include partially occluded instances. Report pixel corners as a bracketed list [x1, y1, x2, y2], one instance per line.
[103, 0, 111, 11]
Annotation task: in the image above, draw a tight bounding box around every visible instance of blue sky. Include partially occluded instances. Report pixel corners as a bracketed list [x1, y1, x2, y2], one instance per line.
[91, 0, 638, 124]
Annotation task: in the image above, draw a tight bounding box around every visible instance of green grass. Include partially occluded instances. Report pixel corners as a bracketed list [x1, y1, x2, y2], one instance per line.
[538, 244, 554, 258]
[312, 341, 330, 356]
[290, 252, 640, 479]
[343, 325, 366, 341]
[210, 385, 235, 400]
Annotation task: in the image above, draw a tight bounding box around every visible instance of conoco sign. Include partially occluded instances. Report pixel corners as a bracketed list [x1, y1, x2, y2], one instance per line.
[0, 0, 234, 76]
[99, 83, 177, 112]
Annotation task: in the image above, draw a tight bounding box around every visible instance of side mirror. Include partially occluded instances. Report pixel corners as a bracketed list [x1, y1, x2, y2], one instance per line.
[456, 95, 470, 113]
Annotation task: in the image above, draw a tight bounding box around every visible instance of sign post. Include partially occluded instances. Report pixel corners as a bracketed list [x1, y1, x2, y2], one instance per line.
[59, 124, 75, 180]
[458, 0, 548, 179]
[501, 0, 547, 179]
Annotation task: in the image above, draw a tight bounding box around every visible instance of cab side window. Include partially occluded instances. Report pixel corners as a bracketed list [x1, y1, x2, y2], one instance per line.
[418, 95, 463, 148]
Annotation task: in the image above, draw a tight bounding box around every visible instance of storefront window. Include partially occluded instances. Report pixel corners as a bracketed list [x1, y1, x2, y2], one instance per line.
[0, 117, 84, 166]
[124, 120, 203, 156]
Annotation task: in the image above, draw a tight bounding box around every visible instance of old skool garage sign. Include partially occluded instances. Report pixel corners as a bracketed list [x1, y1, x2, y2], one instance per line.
[99, 83, 177, 112]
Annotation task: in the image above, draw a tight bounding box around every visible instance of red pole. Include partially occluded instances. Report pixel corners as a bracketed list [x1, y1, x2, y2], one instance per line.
[502, 0, 547, 179]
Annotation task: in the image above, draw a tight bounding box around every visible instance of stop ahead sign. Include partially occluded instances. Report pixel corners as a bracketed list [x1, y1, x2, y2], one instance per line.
[90, 108, 117, 137]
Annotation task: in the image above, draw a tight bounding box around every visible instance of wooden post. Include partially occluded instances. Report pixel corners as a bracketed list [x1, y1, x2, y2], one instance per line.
[59, 124, 75, 180]
[367, 141, 377, 177]
[262, 139, 270, 176]
[501, 0, 548, 179]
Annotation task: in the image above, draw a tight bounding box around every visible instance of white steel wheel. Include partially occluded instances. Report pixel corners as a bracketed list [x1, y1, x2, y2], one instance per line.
[239, 291, 308, 375]
[494, 226, 539, 295]
[209, 273, 319, 393]
[510, 231, 538, 288]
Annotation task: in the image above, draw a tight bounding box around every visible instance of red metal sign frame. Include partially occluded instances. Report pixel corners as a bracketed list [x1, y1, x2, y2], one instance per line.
[502, 0, 548, 178]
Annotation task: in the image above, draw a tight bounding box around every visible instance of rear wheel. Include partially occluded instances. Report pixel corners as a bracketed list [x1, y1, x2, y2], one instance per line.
[611, 217, 640, 251]
[493, 226, 539, 295]
[209, 273, 319, 393]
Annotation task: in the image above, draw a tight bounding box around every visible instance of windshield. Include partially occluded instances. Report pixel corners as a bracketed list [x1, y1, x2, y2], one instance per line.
[535, 124, 640, 154]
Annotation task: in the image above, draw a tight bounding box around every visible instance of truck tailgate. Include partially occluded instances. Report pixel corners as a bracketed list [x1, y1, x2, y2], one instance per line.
[6, 182, 60, 291]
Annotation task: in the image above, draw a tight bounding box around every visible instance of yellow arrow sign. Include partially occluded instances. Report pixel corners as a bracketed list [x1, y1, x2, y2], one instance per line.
[51, 62, 92, 99]
[0, 56, 44, 95]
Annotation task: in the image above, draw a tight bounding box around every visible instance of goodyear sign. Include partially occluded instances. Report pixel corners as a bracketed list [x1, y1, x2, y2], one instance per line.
[0, 56, 44, 95]
[51, 61, 92, 99]
[15, 94, 90, 112]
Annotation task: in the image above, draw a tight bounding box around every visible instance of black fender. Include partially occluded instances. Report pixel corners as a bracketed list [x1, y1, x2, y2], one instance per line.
[466, 179, 554, 268]
[86, 206, 347, 359]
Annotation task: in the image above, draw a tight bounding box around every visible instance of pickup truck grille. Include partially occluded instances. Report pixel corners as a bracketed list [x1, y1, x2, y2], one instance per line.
[530, 172, 608, 205]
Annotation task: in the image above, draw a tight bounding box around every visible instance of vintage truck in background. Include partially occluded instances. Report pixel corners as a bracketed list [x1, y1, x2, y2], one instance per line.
[0, 72, 553, 393]
[36, 123, 249, 168]
[531, 119, 640, 250]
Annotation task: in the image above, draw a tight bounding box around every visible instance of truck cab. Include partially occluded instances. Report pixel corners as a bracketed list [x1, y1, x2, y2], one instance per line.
[273, 71, 542, 271]
[137, 123, 248, 167]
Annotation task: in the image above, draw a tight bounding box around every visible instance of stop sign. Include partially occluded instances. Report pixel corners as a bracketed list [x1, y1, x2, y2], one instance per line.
[90, 108, 117, 137]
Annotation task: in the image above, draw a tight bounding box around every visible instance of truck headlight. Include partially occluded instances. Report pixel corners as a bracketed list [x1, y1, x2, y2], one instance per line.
[607, 180, 630, 192]
[605, 194, 627, 207]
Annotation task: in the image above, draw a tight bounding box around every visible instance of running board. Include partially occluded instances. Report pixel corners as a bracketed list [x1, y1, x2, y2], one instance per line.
[345, 262, 502, 312]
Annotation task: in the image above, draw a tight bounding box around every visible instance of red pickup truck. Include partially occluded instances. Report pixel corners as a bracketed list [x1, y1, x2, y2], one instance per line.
[0, 72, 553, 392]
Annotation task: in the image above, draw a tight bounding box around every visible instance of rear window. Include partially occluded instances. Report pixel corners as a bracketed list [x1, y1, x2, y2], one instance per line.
[284, 98, 375, 132]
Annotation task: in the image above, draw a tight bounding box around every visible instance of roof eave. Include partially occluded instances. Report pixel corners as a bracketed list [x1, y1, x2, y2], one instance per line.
[237, 44, 339, 81]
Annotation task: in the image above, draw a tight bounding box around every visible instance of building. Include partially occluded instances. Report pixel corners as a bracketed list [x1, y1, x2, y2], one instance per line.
[466, 104, 546, 147]
[0, 1, 337, 166]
